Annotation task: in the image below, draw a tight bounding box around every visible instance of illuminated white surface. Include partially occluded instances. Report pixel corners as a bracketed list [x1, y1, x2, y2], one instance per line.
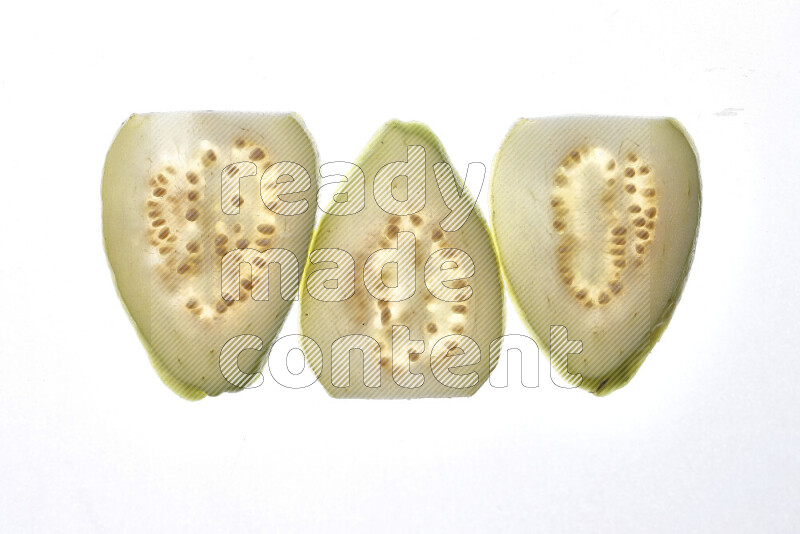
[0, 0, 797, 531]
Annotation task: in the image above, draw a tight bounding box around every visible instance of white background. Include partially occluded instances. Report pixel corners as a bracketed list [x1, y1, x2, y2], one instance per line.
[1, 0, 798, 532]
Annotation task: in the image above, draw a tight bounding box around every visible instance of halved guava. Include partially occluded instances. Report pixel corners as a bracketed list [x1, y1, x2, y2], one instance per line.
[490, 116, 700, 396]
[103, 112, 318, 400]
[300, 120, 504, 398]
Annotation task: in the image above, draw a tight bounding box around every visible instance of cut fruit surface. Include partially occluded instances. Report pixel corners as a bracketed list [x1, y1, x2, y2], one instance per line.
[103, 112, 318, 399]
[300, 120, 504, 398]
[490, 116, 700, 395]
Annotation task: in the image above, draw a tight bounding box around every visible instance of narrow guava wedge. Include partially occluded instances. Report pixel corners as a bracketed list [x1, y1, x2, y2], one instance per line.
[103, 112, 318, 399]
[491, 116, 700, 396]
[300, 120, 504, 399]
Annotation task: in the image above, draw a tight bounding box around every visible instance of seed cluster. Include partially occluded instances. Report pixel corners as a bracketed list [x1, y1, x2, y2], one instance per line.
[364, 213, 469, 369]
[550, 148, 658, 308]
[145, 137, 279, 320]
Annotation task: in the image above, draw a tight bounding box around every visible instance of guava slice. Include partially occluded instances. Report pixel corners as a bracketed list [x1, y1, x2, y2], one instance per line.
[103, 112, 319, 400]
[300, 120, 504, 398]
[490, 116, 700, 395]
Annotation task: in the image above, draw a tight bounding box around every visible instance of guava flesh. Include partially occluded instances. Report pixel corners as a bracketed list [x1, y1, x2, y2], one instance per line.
[300, 120, 505, 398]
[103, 112, 318, 399]
[490, 116, 700, 395]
